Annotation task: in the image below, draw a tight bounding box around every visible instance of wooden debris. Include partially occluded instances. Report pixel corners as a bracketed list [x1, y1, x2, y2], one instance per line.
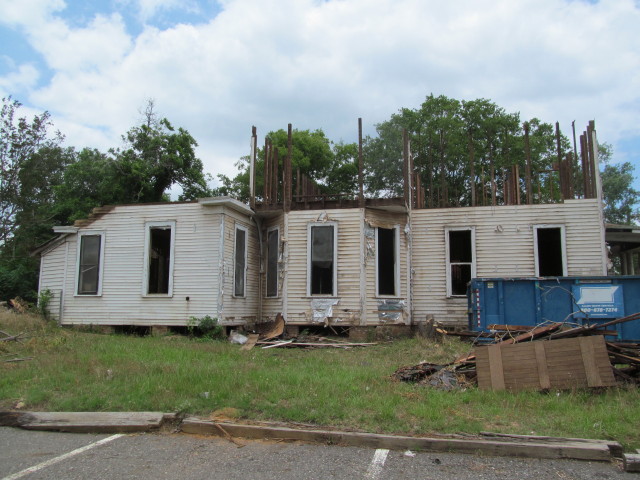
[259, 340, 376, 349]
[240, 334, 259, 351]
[8, 298, 28, 314]
[475, 336, 617, 391]
[258, 313, 285, 340]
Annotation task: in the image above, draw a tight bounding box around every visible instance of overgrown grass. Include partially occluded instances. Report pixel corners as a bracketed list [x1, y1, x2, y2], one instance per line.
[2, 311, 639, 449]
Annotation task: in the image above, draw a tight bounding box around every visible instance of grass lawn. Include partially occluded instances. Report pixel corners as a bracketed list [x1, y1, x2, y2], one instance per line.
[1, 311, 639, 449]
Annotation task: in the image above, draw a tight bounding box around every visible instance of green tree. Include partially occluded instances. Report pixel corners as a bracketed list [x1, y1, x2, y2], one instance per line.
[111, 100, 210, 203]
[599, 143, 639, 225]
[0, 97, 69, 301]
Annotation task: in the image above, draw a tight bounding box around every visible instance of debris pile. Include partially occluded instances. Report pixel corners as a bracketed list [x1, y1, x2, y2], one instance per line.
[394, 312, 640, 391]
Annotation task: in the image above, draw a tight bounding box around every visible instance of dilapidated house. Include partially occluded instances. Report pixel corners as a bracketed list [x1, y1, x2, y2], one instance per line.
[36, 122, 612, 330]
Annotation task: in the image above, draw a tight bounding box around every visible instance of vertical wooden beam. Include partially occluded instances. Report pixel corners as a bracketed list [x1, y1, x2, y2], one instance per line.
[403, 128, 410, 207]
[250, 126, 257, 210]
[263, 137, 270, 204]
[555, 122, 565, 200]
[515, 164, 521, 205]
[358, 118, 364, 208]
[468, 132, 476, 207]
[586, 123, 596, 199]
[580, 133, 591, 198]
[524, 122, 533, 205]
[273, 148, 279, 205]
[284, 123, 293, 212]
[490, 143, 496, 206]
[487, 345, 506, 391]
[534, 342, 551, 390]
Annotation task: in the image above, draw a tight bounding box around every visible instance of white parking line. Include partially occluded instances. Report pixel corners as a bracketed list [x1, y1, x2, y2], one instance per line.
[2, 433, 126, 480]
[364, 448, 389, 479]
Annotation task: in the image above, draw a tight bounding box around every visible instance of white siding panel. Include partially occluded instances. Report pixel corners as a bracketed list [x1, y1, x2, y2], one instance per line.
[38, 240, 68, 321]
[60, 203, 225, 326]
[284, 209, 362, 324]
[411, 199, 605, 327]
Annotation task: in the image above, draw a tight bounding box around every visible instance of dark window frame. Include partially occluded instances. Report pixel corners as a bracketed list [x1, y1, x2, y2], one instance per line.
[307, 222, 337, 297]
[234, 224, 248, 297]
[266, 226, 279, 298]
[445, 227, 475, 297]
[76, 232, 104, 296]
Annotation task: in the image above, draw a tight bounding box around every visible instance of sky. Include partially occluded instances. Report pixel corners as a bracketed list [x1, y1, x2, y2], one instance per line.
[1, 0, 639, 191]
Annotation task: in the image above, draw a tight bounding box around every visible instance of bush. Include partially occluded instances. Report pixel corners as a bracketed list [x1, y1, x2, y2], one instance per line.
[188, 315, 224, 339]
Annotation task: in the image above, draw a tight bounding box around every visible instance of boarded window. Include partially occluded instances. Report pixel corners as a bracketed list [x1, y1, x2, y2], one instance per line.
[148, 227, 172, 294]
[447, 229, 474, 296]
[266, 228, 278, 297]
[536, 227, 565, 276]
[377, 227, 397, 296]
[78, 234, 101, 295]
[310, 225, 335, 295]
[234, 226, 247, 297]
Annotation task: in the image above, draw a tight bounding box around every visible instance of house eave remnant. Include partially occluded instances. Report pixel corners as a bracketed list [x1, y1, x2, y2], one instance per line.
[199, 196, 254, 216]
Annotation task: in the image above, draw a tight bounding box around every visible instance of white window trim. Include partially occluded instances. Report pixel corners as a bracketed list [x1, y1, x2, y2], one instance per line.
[266, 225, 280, 298]
[75, 230, 106, 296]
[307, 221, 338, 297]
[142, 220, 176, 297]
[233, 224, 248, 298]
[445, 226, 476, 298]
[533, 224, 567, 277]
[375, 226, 400, 297]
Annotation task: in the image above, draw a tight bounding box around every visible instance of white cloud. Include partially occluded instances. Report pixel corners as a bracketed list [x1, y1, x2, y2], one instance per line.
[2, 0, 639, 181]
[0, 62, 39, 95]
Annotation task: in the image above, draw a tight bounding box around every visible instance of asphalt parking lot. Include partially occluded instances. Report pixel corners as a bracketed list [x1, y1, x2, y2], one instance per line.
[0, 427, 634, 479]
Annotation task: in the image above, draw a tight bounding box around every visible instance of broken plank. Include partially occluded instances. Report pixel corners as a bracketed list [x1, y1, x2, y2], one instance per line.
[240, 334, 259, 351]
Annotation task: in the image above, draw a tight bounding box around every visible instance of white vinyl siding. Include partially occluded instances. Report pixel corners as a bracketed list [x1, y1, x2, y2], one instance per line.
[411, 199, 606, 326]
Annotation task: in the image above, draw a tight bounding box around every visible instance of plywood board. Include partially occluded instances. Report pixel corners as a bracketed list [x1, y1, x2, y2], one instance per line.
[476, 336, 617, 391]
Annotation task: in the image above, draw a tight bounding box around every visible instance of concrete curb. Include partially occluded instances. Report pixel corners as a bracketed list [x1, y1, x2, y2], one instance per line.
[0, 411, 174, 433]
[0, 412, 624, 463]
[180, 417, 615, 462]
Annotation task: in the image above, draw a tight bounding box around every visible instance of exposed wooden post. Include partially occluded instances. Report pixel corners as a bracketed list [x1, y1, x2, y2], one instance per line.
[273, 148, 279, 205]
[555, 122, 565, 200]
[515, 164, 521, 205]
[263, 137, 270, 204]
[250, 126, 257, 209]
[284, 123, 293, 212]
[524, 122, 532, 205]
[403, 128, 410, 207]
[580, 133, 591, 198]
[358, 118, 364, 208]
[589, 120, 603, 202]
[489, 143, 496, 206]
[468, 132, 476, 207]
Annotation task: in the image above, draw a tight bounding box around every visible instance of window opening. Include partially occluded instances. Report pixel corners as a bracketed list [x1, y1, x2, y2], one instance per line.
[377, 227, 397, 296]
[148, 227, 172, 294]
[78, 234, 101, 295]
[536, 227, 565, 276]
[266, 228, 278, 297]
[310, 224, 335, 295]
[234, 226, 247, 297]
[448, 229, 473, 296]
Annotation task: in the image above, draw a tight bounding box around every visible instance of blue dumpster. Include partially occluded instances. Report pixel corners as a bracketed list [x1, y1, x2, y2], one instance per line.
[467, 276, 640, 342]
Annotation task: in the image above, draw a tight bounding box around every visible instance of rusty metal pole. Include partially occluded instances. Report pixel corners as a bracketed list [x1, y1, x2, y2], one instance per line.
[403, 129, 410, 207]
